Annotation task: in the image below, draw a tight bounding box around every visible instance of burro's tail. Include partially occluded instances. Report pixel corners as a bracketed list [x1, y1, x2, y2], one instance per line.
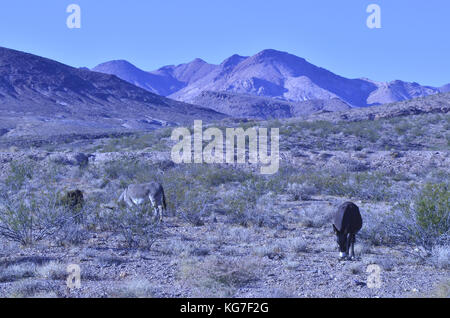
[161, 187, 167, 211]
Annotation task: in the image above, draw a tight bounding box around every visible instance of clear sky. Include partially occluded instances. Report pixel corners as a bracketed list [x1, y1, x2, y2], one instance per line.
[0, 0, 449, 86]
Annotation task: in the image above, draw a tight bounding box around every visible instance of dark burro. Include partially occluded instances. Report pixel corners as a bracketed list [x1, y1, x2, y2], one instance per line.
[332, 202, 363, 260]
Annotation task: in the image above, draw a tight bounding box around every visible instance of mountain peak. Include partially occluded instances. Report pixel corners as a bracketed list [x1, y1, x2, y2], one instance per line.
[93, 59, 138, 71]
[220, 54, 247, 69]
[256, 49, 287, 56]
[189, 58, 207, 64]
[252, 49, 307, 64]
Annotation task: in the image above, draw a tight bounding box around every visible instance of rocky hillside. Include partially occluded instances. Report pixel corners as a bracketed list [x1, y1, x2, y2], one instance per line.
[304, 92, 450, 123]
[440, 84, 450, 93]
[192, 91, 350, 119]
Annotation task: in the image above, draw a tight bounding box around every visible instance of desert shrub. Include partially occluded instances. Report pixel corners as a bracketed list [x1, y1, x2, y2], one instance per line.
[254, 243, 285, 260]
[286, 183, 317, 201]
[414, 183, 449, 237]
[431, 245, 450, 269]
[282, 237, 308, 254]
[161, 165, 216, 223]
[57, 222, 89, 246]
[161, 165, 263, 225]
[10, 281, 51, 298]
[359, 208, 392, 246]
[344, 159, 370, 173]
[222, 184, 282, 228]
[109, 204, 165, 249]
[178, 256, 258, 297]
[251, 197, 284, 229]
[110, 278, 155, 298]
[36, 262, 66, 280]
[98, 129, 171, 153]
[390, 183, 450, 249]
[262, 164, 394, 202]
[162, 170, 192, 216]
[342, 121, 381, 143]
[95, 254, 126, 267]
[103, 159, 162, 184]
[199, 165, 253, 187]
[0, 190, 72, 246]
[176, 187, 213, 226]
[5, 160, 34, 191]
[376, 257, 396, 271]
[0, 263, 36, 282]
[296, 205, 333, 228]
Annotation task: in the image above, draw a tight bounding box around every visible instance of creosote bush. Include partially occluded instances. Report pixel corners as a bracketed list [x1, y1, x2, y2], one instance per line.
[390, 183, 449, 250]
[0, 190, 71, 246]
[5, 160, 34, 191]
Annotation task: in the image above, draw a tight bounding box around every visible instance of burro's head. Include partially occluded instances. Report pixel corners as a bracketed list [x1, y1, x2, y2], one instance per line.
[333, 224, 348, 258]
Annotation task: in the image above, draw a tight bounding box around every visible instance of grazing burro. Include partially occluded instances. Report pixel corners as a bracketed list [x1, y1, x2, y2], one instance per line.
[332, 202, 363, 260]
[118, 182, 167, 222]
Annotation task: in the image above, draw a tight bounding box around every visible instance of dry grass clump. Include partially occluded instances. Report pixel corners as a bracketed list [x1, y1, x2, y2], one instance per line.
[178, 256, 259, 297]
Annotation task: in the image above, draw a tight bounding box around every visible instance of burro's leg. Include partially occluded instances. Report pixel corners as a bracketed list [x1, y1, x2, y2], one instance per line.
[124, 189, 136, 208]
[346, 233, 351, 258]
[157, 205, 163, 223]
[149, 196, 158, 221]
[350, 234, 356, 259]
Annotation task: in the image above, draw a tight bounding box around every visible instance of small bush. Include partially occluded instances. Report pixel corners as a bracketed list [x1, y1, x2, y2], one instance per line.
[391, 183, 449, 249]
[5, 160, 34, 191]
[224, 190, 284, 228]
[286, 183, 317, 201]
[110, 278, 155, 298]
[360, 208, 392, 246]
[0, 263, 36, 283]
[36, 262, 66, 280]
[10, 280, 54, 298]
[175, 187, 213, 226]
[431, 245, 450, 269]
[178, 256, 258, 297]
[296, 205, 333, 228]
[286, 237, 308, 254]
[109, 204, 165, 249]
[414, 184, 449, 237]
[0, 190, 71, 246]
[103, 160, 162, 183]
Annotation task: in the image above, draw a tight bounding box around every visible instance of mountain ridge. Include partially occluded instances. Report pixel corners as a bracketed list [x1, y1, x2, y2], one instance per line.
[93, 49, 445, 108]
[0, 46, 226, 137]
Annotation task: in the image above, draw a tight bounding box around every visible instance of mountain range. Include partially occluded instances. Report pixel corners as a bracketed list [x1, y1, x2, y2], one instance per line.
[93, 49, 448, 109]
[0, 47, 225, 137]
[0, 46, 448, 138]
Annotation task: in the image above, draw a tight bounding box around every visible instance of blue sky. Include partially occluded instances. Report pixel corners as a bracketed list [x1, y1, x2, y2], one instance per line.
[0, 0, 449, 86]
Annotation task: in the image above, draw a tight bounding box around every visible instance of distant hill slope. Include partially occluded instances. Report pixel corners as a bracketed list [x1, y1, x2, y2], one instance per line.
[305, 92, 450, 123]
[94, 49, 441, 107]
[192, 91, 350, 119]
[92, 60, 185, 96]
[0, 47, 226, 137]
[440, 84, 450, 93]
